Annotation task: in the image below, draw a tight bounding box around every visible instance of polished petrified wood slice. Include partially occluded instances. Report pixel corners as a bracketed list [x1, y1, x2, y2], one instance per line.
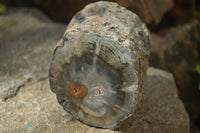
[49, 1, 150, 129]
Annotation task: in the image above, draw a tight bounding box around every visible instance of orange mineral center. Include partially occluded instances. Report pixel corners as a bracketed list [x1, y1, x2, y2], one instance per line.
[67, 82, 88, 99]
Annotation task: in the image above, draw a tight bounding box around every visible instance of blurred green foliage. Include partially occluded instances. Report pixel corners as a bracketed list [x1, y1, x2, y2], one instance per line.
[192, 0, 200, 19]
[0, 2, 6, 13]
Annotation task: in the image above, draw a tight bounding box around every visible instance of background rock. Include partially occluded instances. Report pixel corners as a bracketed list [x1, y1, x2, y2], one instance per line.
[150, 20, 200, 130]
[0, 8, 189, 132]
[32, 0, 174, 24]
[116, 0, 174, 24]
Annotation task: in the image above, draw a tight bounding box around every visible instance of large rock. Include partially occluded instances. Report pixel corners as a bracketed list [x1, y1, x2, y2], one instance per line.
[0, 8, 189, 133]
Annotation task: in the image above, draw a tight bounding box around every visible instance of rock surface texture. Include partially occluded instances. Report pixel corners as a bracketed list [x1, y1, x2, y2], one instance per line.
[0, 8, 189, 133]
[0, 8, 65, 101]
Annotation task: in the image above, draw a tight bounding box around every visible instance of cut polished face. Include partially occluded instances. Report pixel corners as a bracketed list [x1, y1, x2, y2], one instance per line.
[49, 32, 139, 129]
[60, 54, 123, 117]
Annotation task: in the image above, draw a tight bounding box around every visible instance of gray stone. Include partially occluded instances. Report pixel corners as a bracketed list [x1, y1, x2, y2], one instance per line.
[0, 8, 65, 100]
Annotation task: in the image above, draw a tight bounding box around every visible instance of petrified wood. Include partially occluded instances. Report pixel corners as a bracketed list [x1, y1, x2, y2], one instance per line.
[49, 1, 150, 129]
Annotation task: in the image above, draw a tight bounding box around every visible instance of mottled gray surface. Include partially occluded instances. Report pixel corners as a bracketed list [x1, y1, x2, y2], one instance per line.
[0, 8, 65, 100]
[0, 8, 189, 133]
